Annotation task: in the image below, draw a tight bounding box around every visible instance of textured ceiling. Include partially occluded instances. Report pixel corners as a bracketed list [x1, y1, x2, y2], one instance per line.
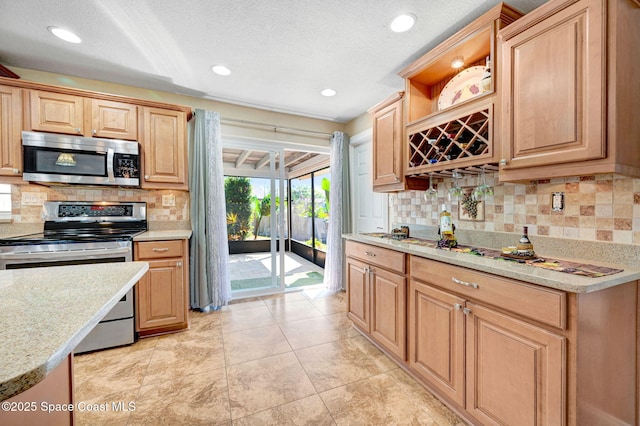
[0, 0, 547, 123]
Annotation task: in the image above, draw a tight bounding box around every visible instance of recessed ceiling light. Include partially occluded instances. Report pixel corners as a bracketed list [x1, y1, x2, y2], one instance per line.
[211, 65, 231, 76]
[321, 88, 336, 97]
[389, 13, 416, 33]
[48, 26, 81, 44]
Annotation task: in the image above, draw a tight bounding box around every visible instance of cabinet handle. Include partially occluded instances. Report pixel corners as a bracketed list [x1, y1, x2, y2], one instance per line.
[463, 307, 472, 316]
[452, 277, 479, 289]
[364, 251, 376, 257]
[144, 175, 150, 180]
[453, 303, 462, 311]
[152, 248, 169, 252]
[176, 261, 183, 267]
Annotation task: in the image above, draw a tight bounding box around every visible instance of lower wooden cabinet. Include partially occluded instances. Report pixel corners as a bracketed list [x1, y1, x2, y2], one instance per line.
[346, 239, 639, 424]
[409, 257, 566, 425]
[409, 280, 465, 406]
[465, 302, 565, 426]
[346, 241, 406, 360]
[135, 239, 189, 336]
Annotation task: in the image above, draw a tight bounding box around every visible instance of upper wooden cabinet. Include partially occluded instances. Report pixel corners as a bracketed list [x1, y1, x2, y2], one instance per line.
[89, 98, 137, 140]
[140, 107, 187, 190]
[499, 0, 640, 181]
[29, 90, 138, 140]
[399, 3, 523, 176]
[30, 90, 84, 135]
[0, 85, 23, 178]
[370, 92, 404, 191]
[369, 92, 428, 192]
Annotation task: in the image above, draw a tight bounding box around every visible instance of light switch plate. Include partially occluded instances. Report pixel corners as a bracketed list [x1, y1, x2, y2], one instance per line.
[21, 192, 47, 206]
[162, 194, 176, 207]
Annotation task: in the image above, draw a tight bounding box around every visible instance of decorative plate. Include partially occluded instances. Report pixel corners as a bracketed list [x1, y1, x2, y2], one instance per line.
[438, 66, 485, 110]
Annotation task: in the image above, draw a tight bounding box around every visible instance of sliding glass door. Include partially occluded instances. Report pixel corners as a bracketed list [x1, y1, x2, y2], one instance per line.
[226, 146, 286, 298]
[290, 167, 330, 268]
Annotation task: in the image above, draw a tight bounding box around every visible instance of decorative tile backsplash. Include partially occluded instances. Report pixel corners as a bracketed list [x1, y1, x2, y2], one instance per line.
[9, 184, 189, 223]
[391, 173, 640, 245]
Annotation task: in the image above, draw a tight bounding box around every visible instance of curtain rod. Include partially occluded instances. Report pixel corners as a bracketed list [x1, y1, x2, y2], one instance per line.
[189, 111, 334, 137]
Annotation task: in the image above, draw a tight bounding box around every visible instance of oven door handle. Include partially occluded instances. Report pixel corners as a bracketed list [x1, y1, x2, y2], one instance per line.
[107, 148, 115, 182]
[0, 247, 131, 261]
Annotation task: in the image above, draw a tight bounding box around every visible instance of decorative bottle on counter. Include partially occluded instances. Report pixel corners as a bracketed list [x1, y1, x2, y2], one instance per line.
[481, 56, 491, 92]
[440, 204, 453, 235]
[438, 204, 457, 249]
[516, 226, 535, 256]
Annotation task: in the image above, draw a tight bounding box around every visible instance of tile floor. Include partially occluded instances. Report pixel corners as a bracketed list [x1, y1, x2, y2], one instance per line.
[74, 288, 467, 425]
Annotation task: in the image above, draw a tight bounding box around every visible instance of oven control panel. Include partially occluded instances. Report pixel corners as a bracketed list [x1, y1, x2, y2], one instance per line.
[43, 201, 147, 222]
[58, 204, 134, 218]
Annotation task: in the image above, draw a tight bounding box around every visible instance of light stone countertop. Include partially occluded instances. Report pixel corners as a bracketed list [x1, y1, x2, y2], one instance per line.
[133, 229, 192, 241]
[343, 233, 640, 294]
[0, 262, 149, 401]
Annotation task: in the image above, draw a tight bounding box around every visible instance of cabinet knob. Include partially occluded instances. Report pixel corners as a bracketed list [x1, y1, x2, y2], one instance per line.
[463, 307, 472, 316]
[364, 251, 376, 257]
[75, 127, 82, 133]
[92, 129, 97, 135]
[499, 159, 507, 166]
[454, 303, 462, 311]
[176, 261, 183, 267]
[144, 175, 150, 180]
[12, 168, 19, 174]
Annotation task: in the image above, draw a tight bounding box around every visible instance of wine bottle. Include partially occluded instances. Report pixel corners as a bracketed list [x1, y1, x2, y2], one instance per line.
[481, 56, 491, 92]
[440, 204, 453, 236]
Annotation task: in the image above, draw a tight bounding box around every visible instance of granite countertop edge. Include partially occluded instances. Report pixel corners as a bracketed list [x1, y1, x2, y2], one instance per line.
[0, 262, 149, 402]
[343, 233, 640, 294]
[133, 229, 192, 241]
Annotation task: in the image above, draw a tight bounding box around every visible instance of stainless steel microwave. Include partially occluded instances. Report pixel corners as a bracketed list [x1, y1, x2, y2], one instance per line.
[22, 131, 140, 187]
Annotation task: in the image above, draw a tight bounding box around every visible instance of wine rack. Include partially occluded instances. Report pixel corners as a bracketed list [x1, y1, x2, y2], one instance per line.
[407, 105, 492, 173]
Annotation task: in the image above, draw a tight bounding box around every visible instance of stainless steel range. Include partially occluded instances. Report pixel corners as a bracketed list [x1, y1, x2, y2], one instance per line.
[0, 201, 147, 353]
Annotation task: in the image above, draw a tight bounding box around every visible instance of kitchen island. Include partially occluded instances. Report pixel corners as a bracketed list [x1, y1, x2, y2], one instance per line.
[0, 262, 148, 424]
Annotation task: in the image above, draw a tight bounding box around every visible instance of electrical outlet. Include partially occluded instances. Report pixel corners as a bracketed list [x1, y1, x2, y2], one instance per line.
[21, 192, 47, 206]
[162, 194, 175, 207]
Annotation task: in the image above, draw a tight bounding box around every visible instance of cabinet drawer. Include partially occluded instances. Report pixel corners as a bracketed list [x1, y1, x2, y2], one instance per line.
[410, 256, 566, 329]
[345, 240, 405, 274]
[136, 240, 184, 259]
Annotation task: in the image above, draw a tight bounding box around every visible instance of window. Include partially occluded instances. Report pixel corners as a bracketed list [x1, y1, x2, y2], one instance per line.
[0, 184, 11, 221]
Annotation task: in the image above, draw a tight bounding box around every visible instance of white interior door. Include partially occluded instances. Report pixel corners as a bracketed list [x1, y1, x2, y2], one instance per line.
[350, 138, 387, 234]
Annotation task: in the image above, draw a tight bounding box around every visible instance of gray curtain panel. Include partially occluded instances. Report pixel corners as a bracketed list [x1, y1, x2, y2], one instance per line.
[323, 131, 351, 292]
[189, 109, 232, 310]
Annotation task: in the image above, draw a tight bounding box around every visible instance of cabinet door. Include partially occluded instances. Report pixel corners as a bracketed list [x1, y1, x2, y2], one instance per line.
[346, 257, 370, 332]
[0, 85, 22, 177]
[90, 99, 137, 140]
[501, 0, 605, 170]
[136, 258, 185, 331]
[408, 279, 465, 406]
[370, 266, 406, 360]
[466, 302, 565, 426]
[141, 107, 186, 189]
[372, 97, 403, 189]
[30, 90, 84, 135]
